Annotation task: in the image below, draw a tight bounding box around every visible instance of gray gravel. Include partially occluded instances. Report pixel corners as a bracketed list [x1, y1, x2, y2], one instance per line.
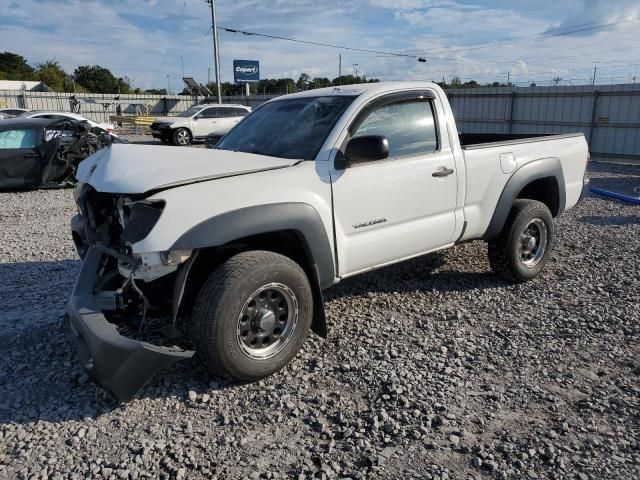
[0, 160, 639, 480]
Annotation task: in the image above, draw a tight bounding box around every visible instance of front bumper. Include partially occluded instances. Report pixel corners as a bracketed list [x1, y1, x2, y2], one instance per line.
[66, 247, 194, 402]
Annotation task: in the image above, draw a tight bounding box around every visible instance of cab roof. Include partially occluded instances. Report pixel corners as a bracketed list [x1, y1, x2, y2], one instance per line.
[278, 81, 441, 101]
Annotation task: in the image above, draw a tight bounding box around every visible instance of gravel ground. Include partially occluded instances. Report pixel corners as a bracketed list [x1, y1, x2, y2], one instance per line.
[0, 160, 638, 480]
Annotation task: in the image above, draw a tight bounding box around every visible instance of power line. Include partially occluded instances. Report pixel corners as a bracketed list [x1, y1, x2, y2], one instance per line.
[219, 27, 426, 61]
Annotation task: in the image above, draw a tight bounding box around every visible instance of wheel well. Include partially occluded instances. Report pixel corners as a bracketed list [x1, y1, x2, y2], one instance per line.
[516, 177, 560, 216]
[178, 230, 327, 337]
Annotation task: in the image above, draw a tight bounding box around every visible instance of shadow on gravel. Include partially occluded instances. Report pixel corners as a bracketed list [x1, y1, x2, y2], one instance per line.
[325, 252, 505, 300]
[581, 215, 640, 226]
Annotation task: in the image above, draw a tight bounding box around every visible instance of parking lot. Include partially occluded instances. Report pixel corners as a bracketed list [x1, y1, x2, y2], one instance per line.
[0, 157, 638, 479]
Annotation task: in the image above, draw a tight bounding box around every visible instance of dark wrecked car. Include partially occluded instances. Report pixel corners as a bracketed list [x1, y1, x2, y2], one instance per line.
[0, 117, 115, 191]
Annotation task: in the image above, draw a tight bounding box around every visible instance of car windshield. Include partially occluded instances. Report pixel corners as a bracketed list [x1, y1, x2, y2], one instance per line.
[216, 95, 357, 160]
[178, 106, 204, 118]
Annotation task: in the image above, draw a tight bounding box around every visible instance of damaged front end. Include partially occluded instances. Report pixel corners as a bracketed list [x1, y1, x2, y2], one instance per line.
[68, 183, 195, 402]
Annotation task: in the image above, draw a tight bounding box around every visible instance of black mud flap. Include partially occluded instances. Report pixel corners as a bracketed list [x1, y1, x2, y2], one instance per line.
[67, 247, 194, 402]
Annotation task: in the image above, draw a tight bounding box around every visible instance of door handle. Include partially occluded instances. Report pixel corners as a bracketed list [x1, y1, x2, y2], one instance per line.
[432, 167, 454, 177]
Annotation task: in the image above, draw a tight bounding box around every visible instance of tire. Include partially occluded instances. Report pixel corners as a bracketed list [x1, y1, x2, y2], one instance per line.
[191, 250, 313, 381]
[172, 128, 192, 146]
[488, 199, 554, 283]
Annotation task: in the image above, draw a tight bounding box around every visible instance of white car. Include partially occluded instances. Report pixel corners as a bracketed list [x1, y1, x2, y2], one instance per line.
[18, 111, 117, 136]
[150, 104, 251, 146]
[70, 82, 590, 401]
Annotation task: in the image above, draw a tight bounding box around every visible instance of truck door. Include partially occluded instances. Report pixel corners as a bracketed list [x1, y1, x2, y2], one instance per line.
[330, 91, 458, 276]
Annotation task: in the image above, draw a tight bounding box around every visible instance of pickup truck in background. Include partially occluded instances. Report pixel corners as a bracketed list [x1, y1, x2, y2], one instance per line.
[69, 82, 590, 401]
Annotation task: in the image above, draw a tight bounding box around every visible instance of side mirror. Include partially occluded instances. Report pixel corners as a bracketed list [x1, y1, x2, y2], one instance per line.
[344, 135, 389, 164]
[194, 114, 202, 120]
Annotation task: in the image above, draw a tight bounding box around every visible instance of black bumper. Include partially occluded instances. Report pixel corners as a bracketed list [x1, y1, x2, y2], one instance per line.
[66, 247, 194, 402]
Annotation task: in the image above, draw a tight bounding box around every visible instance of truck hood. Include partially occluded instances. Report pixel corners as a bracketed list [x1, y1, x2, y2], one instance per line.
[76, 144, 299, 194]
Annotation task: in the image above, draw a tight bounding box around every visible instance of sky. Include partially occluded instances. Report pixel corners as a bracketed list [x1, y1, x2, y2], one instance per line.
[1, 0, 639, 91]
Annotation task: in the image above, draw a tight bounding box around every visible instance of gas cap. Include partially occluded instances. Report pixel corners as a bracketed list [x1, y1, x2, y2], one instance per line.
[500, 153, 517, 174]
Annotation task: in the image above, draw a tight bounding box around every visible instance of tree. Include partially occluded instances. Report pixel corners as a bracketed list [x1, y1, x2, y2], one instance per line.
[552, 77, 563, 86]
[73, 65, 123, 93]
[0, 52, 35, 80]
[144, 88, 168, 95]
[296, 73, 311, 90]
[311, 77, 332, 89]
[35, 60, 67, 91]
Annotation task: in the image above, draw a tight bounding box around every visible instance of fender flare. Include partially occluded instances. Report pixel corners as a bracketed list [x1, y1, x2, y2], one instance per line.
[483, 157, 566, 240]
[171, 203, 335, 338]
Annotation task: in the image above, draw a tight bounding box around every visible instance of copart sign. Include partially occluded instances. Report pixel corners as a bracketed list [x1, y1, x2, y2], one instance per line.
[233, 60, 260, 84]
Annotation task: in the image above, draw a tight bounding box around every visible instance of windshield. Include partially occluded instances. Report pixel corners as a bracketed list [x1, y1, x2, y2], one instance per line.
[216, 95, 356, 160]
[178, 106, 203, 118]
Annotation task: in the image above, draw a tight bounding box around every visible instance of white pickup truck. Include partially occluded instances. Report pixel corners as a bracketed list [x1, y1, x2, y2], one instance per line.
[69, 82, 589, 401]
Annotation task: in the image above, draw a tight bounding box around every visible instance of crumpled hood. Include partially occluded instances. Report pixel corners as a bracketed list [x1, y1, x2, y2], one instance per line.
[76, 144, 299, 194]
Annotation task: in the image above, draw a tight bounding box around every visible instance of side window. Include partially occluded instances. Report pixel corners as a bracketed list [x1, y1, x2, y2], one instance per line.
[198, 108, 218, 119]
[352, 99, 438, 159]
[234, 108, 250, 117]
[0, 128, 39, 149]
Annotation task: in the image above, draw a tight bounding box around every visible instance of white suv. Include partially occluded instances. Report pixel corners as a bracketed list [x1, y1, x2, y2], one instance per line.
[151, 104, 251, 146]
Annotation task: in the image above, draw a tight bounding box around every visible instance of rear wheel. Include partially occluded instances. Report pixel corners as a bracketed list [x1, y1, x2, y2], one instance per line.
[172, 128, 192, 146]
[191, 251, 313, 381]
[488, 199, 554, 282]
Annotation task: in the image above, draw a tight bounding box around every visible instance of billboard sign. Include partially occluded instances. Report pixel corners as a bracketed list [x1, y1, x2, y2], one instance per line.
[233, 60, 260, 84]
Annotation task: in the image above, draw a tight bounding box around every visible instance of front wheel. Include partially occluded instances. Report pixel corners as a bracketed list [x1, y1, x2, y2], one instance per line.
[172, 128, 192, 146]
[488, 199, 555, 282]
[191, 251, 313, 381]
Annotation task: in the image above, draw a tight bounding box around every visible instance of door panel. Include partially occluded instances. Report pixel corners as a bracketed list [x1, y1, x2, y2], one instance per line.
[0, 148, 42, 190]
[331, 96, 458, 276]
[193, 108, 219, 137]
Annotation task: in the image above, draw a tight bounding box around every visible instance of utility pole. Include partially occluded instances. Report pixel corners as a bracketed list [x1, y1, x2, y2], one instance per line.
[338, 54, 342, 86]
[592, 66, 597, 86]
[166, 74, 170, 94]
[208, 68, 211, 86]
[507, 71, 510, 86]
[353, 64, 359, 83]
[208, 0, 222, 104]
[180, 55, 185, 78]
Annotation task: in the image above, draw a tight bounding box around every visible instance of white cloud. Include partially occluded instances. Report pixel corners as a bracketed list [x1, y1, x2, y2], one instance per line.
[1, 0, 638, 89]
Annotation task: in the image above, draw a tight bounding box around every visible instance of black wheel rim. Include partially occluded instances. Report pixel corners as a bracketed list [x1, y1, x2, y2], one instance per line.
[236, 283, 298, 359]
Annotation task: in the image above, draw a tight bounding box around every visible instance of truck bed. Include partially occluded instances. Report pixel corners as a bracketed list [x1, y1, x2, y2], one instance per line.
[460, 133, 582, 149]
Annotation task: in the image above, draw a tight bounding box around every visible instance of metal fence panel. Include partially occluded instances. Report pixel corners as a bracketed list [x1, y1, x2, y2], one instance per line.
[448, 83, 640, 159]
[2, 85, 639, 159]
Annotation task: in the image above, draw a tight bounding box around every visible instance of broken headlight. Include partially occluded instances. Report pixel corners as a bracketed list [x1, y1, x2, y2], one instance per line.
[120, 200, 165, 245]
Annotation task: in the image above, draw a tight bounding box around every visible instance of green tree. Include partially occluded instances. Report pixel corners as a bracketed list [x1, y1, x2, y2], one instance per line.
[35, 60, 67, 91]
[296, 73, 311, 90]
[311, 77, 332, 89]
[73, 65, 120, 93]
[144, 88, 168, 95]
[0, 52, 35, 80]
